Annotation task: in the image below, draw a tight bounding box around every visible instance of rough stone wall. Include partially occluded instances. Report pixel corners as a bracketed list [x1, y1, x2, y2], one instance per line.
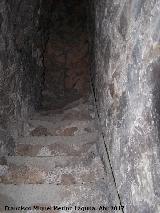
[43, 0, 90, 108]
[93, 0, 160, 212]
[0, 0, 47, 155]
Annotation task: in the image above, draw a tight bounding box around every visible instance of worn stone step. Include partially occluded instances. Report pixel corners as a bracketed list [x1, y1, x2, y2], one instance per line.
[0, 155, 106, 184]
[15, 140, 97, 157]
[31, 108, 92, 123]
[31, 106, 94, 124]
[39, 97, 90, 112]
[29, 118, 94, 128]
[16, 132, 98, 145]
[17, 133, 98, 145]
[28, 119, 97, 136]
[15, 133, 98, 157]
[0, 182, 114, 212]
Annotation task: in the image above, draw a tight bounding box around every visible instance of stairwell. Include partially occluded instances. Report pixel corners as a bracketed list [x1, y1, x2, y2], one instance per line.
[0, 97, 120, 212]
[0, 0, 160, 212]
[0, 1, 120, 211]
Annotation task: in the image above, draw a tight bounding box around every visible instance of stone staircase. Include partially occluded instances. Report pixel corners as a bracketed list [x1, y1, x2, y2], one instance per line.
[0, 99, 115, 213]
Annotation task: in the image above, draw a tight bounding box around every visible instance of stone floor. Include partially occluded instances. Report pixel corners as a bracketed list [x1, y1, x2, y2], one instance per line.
[0, 98, 120, 213]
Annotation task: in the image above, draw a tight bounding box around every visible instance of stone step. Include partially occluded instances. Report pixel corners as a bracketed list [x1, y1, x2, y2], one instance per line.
[40, 97, 90, 111]
[17, 133, 98, 145]
[0, 155, 106, 184]
[15, 141, 97, 157]
[31, 108, 92, 123]
[29, 119, 93, 127]
[0, 182, 113, 212]
[16, 133, 98, 157]
[28, 119, 96, 136]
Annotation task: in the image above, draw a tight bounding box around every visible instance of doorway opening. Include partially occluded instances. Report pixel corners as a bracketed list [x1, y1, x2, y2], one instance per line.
[41, 0, 90, 110]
